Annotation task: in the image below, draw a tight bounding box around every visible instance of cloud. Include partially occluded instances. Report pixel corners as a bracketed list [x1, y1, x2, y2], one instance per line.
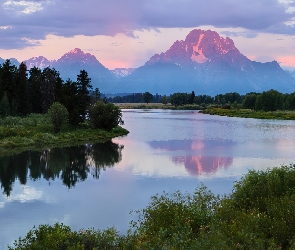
[0, 0, 294, 49]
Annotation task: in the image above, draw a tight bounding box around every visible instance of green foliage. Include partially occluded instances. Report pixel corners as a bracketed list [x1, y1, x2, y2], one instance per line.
[231, 165, 295, 212]
[201, 108, 295, 120]
[8, 223, 125, 250]
[170, 92, 190, 106]
[47, 102, 69, 133]
[10, 165, 295, 249]
[15, 62, 30, 115]
[130, 185, 220, 249]
[89, 101, 124, 130]
[189, 90, 195, 104]
[0, 92, 11, 117]
[243, 93, 257, 109]
[142, 91, 153, 104]
[40, 67, 63, 114]
[75, 70, 93, 124]
[0, 112, 128, 157]
[255, 89, 284, 111]
[200, 165, 295, 249]
[162, 94, 168, 105]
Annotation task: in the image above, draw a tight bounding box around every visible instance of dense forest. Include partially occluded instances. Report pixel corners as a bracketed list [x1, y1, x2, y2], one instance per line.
[2, 59, 295, 122]
[0, 59, 99, 125]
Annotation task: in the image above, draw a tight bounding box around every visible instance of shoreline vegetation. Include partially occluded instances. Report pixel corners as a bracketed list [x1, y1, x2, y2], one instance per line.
[0, 62, 129, 157]
[116, 103, 295, 120]
[115, 103, 204, 110]
[113, 89, 295, 120]
[9, 165, 295, 249]
[200, 107, 295, 120]
[0, 113, 128, 157]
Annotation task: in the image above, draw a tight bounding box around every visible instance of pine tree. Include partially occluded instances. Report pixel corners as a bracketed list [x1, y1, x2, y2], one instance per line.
[15, 62, 30, 115]
[76, 70, 92, 124]
[0, 92, 11, 117]
[28, 67, 42, 113]
[0, 60, 17, 105]
[40, 67, 63, 113]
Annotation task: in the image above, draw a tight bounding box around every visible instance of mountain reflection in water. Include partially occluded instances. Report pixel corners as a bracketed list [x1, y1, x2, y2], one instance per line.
[149, 139, 234, 175]
[0, 141, 123, 196]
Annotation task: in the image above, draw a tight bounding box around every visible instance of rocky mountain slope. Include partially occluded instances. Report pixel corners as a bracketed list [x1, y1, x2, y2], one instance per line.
[111, 68, 136, 77]
[120, 29, 295, 94]
[1, 29, 295, 95]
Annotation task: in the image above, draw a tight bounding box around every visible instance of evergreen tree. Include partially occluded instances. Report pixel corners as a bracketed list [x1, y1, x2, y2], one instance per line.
[15, 62, 30, 115]
[28, 67, 42, 114]
[190, 91, 195, 104]
[0, 60, 17, 105]
[40, 67, 63, 113]
[60, 79, 80, 125]
[0, 92, 11, 117]
[76, 70, 92, 124]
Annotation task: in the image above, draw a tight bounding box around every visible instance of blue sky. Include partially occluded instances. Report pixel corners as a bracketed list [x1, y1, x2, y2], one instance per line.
[0, 0, 294, 69]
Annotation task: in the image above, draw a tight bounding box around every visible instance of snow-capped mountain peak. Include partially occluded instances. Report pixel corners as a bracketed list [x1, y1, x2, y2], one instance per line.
[111, 68, 136, 77]
[25, 56, 53, 69]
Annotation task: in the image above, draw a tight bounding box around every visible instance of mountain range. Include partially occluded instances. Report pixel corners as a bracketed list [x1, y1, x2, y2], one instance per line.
[1, 29, 295, 95]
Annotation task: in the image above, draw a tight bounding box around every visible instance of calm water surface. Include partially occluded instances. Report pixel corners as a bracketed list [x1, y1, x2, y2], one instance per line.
[1, 109, 295, 249]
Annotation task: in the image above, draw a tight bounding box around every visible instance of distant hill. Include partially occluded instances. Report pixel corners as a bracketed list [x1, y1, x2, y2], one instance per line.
[0, 57, 20, 66]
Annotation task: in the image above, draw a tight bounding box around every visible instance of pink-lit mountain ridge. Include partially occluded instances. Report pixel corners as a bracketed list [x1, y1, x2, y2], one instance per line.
[1, 29, 295, 94]
[120, 29, 295, 94]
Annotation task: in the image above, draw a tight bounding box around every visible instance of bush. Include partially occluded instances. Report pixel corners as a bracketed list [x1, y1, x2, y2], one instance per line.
[10, 165, 295, 249]
[129, 185, 220, 249]
[8, 223, 125, 250]
[47, 102, 69, 133]
[89, 101, 124, 131]
[202, 165, 295, 249]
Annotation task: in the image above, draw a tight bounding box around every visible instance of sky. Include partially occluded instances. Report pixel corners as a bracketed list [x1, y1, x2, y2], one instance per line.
[0, 0, 295, 70]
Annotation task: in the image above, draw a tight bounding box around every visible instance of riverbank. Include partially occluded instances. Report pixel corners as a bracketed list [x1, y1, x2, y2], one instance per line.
[200, 108, 295, 120]
[115, 103, 202, 110]
[0, 114, 129, 157]
[10, 165, 295, 249]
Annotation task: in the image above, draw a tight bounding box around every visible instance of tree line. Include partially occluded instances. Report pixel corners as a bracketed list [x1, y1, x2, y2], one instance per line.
[107, 92, 163, 104]
[0, 59, 99, 125]
[109, 90, 295, 111]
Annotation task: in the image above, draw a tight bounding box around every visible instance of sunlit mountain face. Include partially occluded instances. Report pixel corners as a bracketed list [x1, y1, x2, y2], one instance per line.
[121, 29, 295, 94]
[2, 29, 295, 94]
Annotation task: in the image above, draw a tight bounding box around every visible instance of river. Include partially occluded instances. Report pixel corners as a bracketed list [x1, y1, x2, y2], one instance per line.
[1, 109, 295, 249]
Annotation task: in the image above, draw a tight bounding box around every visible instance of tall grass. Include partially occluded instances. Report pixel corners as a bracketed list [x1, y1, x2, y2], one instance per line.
[0, 114, 129, 157]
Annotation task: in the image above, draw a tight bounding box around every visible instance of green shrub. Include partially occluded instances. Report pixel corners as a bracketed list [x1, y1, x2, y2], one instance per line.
[8, 223, 125, 250]
[10, 165, 295, 249]
[47, 102, 69, 133]
[129, 185, 220, 249]
[204, 165, 295, 249]
[89, 101, 124, 131]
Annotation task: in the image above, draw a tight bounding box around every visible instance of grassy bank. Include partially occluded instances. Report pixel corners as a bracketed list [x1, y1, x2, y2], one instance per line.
[200, 108, 295, 120]
[9, 165, 295, 249]
[0, 114, 129, 157]
[115, 103, 203, 110]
